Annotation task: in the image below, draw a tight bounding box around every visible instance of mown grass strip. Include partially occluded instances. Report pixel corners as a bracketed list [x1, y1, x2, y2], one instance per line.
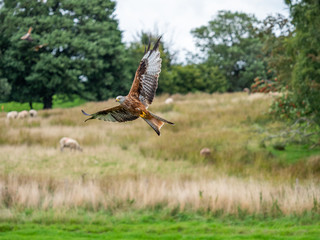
[0, 218, 319, 240]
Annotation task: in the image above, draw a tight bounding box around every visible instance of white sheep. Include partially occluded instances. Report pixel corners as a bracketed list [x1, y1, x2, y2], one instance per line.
[60, 137, 83, 152]
[6, 111, 18, 120]
[165, 97, 174, 104]
[200, 148, 211, 158]
[29, 109, 37, 118]
[18, 110, 29, 119]
[243, 88, 250, 95]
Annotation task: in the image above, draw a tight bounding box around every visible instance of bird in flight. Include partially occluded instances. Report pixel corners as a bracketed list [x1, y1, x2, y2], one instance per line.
[34, 43, 48, 51]
[21, 27, 33, 41]
[82, 36, 174, 136]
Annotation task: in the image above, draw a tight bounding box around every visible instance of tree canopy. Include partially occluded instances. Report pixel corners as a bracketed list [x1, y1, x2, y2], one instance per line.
[0, 0, 128, 108]
[286, 0, 320, 125]
[191, 10, 267, 91]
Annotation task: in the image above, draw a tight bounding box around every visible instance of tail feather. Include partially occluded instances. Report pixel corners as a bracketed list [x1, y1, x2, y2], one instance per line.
[149, 112, 174, 125]
[81, 110, 94, 122]
[81, 110, 91, 116]
[143, 117, 164, 136]
[143, 112, 173, 136]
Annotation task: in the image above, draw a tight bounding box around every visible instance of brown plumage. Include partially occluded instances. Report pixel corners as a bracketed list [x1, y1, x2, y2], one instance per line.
[21, 27, 33, 41]
[34, 43, 48, 51]
[82, 36, 174, 136]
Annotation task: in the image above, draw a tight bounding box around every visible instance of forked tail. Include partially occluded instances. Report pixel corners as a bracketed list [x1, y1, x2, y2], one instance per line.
[143, 112, 174, 136]
[149, 112, 174, 125]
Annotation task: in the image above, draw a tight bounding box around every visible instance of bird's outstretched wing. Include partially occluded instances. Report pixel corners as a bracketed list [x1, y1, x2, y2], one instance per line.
[82, 106, 138, 122]
[34, 43, 48, 51]
[128, 36, 162, 108]
[21, 27, 33, 41]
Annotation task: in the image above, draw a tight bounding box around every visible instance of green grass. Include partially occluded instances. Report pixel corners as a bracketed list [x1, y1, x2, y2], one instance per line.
[0, 102, 43, 112]
[268, 144, 320, 164]
[51, 95, 86, 109]
[0, 95, 86, 112]
[0, 211, 319, 240]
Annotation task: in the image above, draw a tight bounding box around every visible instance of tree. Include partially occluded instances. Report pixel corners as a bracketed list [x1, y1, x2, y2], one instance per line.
[285, 0, 320, 125]
[191, 10, 267, 91]
[0, 0, 127, 109]
[0, 78, 11, 101]
[0, 23, 11, 102]
[258, 14, 294, 88]
[160, 63, 227, 94]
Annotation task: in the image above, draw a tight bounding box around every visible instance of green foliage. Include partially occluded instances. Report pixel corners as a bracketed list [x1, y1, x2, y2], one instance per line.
[257, 8, 320, 131]
[271, 1, 320, 126]
[0, 0, 127, 109]
[192, 10, 267, 91]
[161, 63, 227, 94]
[126, 31, 227, 95]
[258, 14, 294, 88]
[0, 78, 11, 101]
[269, 91, 312, 120]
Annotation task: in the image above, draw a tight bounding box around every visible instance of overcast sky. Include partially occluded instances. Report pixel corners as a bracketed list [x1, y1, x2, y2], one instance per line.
[115, 0, 289, 62]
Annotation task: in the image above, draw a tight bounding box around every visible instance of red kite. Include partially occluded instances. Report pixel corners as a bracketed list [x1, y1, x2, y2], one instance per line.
[82, 37, 174, 136]
[34, 43, 48, 51]
[21, 27, 33, 41]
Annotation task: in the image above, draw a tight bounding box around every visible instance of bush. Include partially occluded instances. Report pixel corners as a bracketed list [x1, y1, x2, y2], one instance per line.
[269, 91, 311, 120]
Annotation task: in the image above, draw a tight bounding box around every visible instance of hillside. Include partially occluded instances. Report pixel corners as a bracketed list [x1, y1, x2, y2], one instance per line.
[0, 92, 319, 218]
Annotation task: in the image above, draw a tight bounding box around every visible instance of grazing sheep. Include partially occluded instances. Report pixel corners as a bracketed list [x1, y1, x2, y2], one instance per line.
[60, 137, 82, 152]
[18, 110, 29, 119]
[200, 148, 211, 158]
[29, 109, 37, 118]
[243, 88, 250, 95]
[165, 97, 174, 104]
[6, 111, 18, 120]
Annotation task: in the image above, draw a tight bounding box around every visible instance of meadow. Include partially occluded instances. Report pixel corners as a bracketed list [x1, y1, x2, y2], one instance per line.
[0, 92, 319, 239]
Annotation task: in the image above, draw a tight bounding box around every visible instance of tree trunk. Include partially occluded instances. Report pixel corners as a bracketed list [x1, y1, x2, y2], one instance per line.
[43, 95, 53, 109]
[29, 101, 33, 109]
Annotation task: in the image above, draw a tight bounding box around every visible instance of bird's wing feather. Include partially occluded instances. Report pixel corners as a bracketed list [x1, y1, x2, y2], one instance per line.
[128, 36, 162, 107]
[82, 105, 138, 122]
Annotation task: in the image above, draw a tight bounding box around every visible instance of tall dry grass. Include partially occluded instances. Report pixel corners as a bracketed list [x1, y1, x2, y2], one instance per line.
[0, 93, 319, 216]
[0, 173, 318, 215]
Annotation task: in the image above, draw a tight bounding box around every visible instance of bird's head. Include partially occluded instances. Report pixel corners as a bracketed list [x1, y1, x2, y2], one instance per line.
[116, 96, 126, 104]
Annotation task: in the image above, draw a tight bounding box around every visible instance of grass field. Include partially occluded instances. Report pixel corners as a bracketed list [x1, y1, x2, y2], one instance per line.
[1, 213, 319, 240]
[0, 92, 319, 239]
[0, 95, 86, 112]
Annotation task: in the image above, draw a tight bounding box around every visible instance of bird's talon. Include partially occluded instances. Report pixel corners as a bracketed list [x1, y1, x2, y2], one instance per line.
[139, 111, 147, 118]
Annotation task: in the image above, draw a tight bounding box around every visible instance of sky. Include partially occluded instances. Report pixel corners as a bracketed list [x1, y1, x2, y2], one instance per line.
[114, 0, 290, 63]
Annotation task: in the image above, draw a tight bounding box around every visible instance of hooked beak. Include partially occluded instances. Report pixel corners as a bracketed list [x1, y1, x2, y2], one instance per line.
[115, 99, 119, 102]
